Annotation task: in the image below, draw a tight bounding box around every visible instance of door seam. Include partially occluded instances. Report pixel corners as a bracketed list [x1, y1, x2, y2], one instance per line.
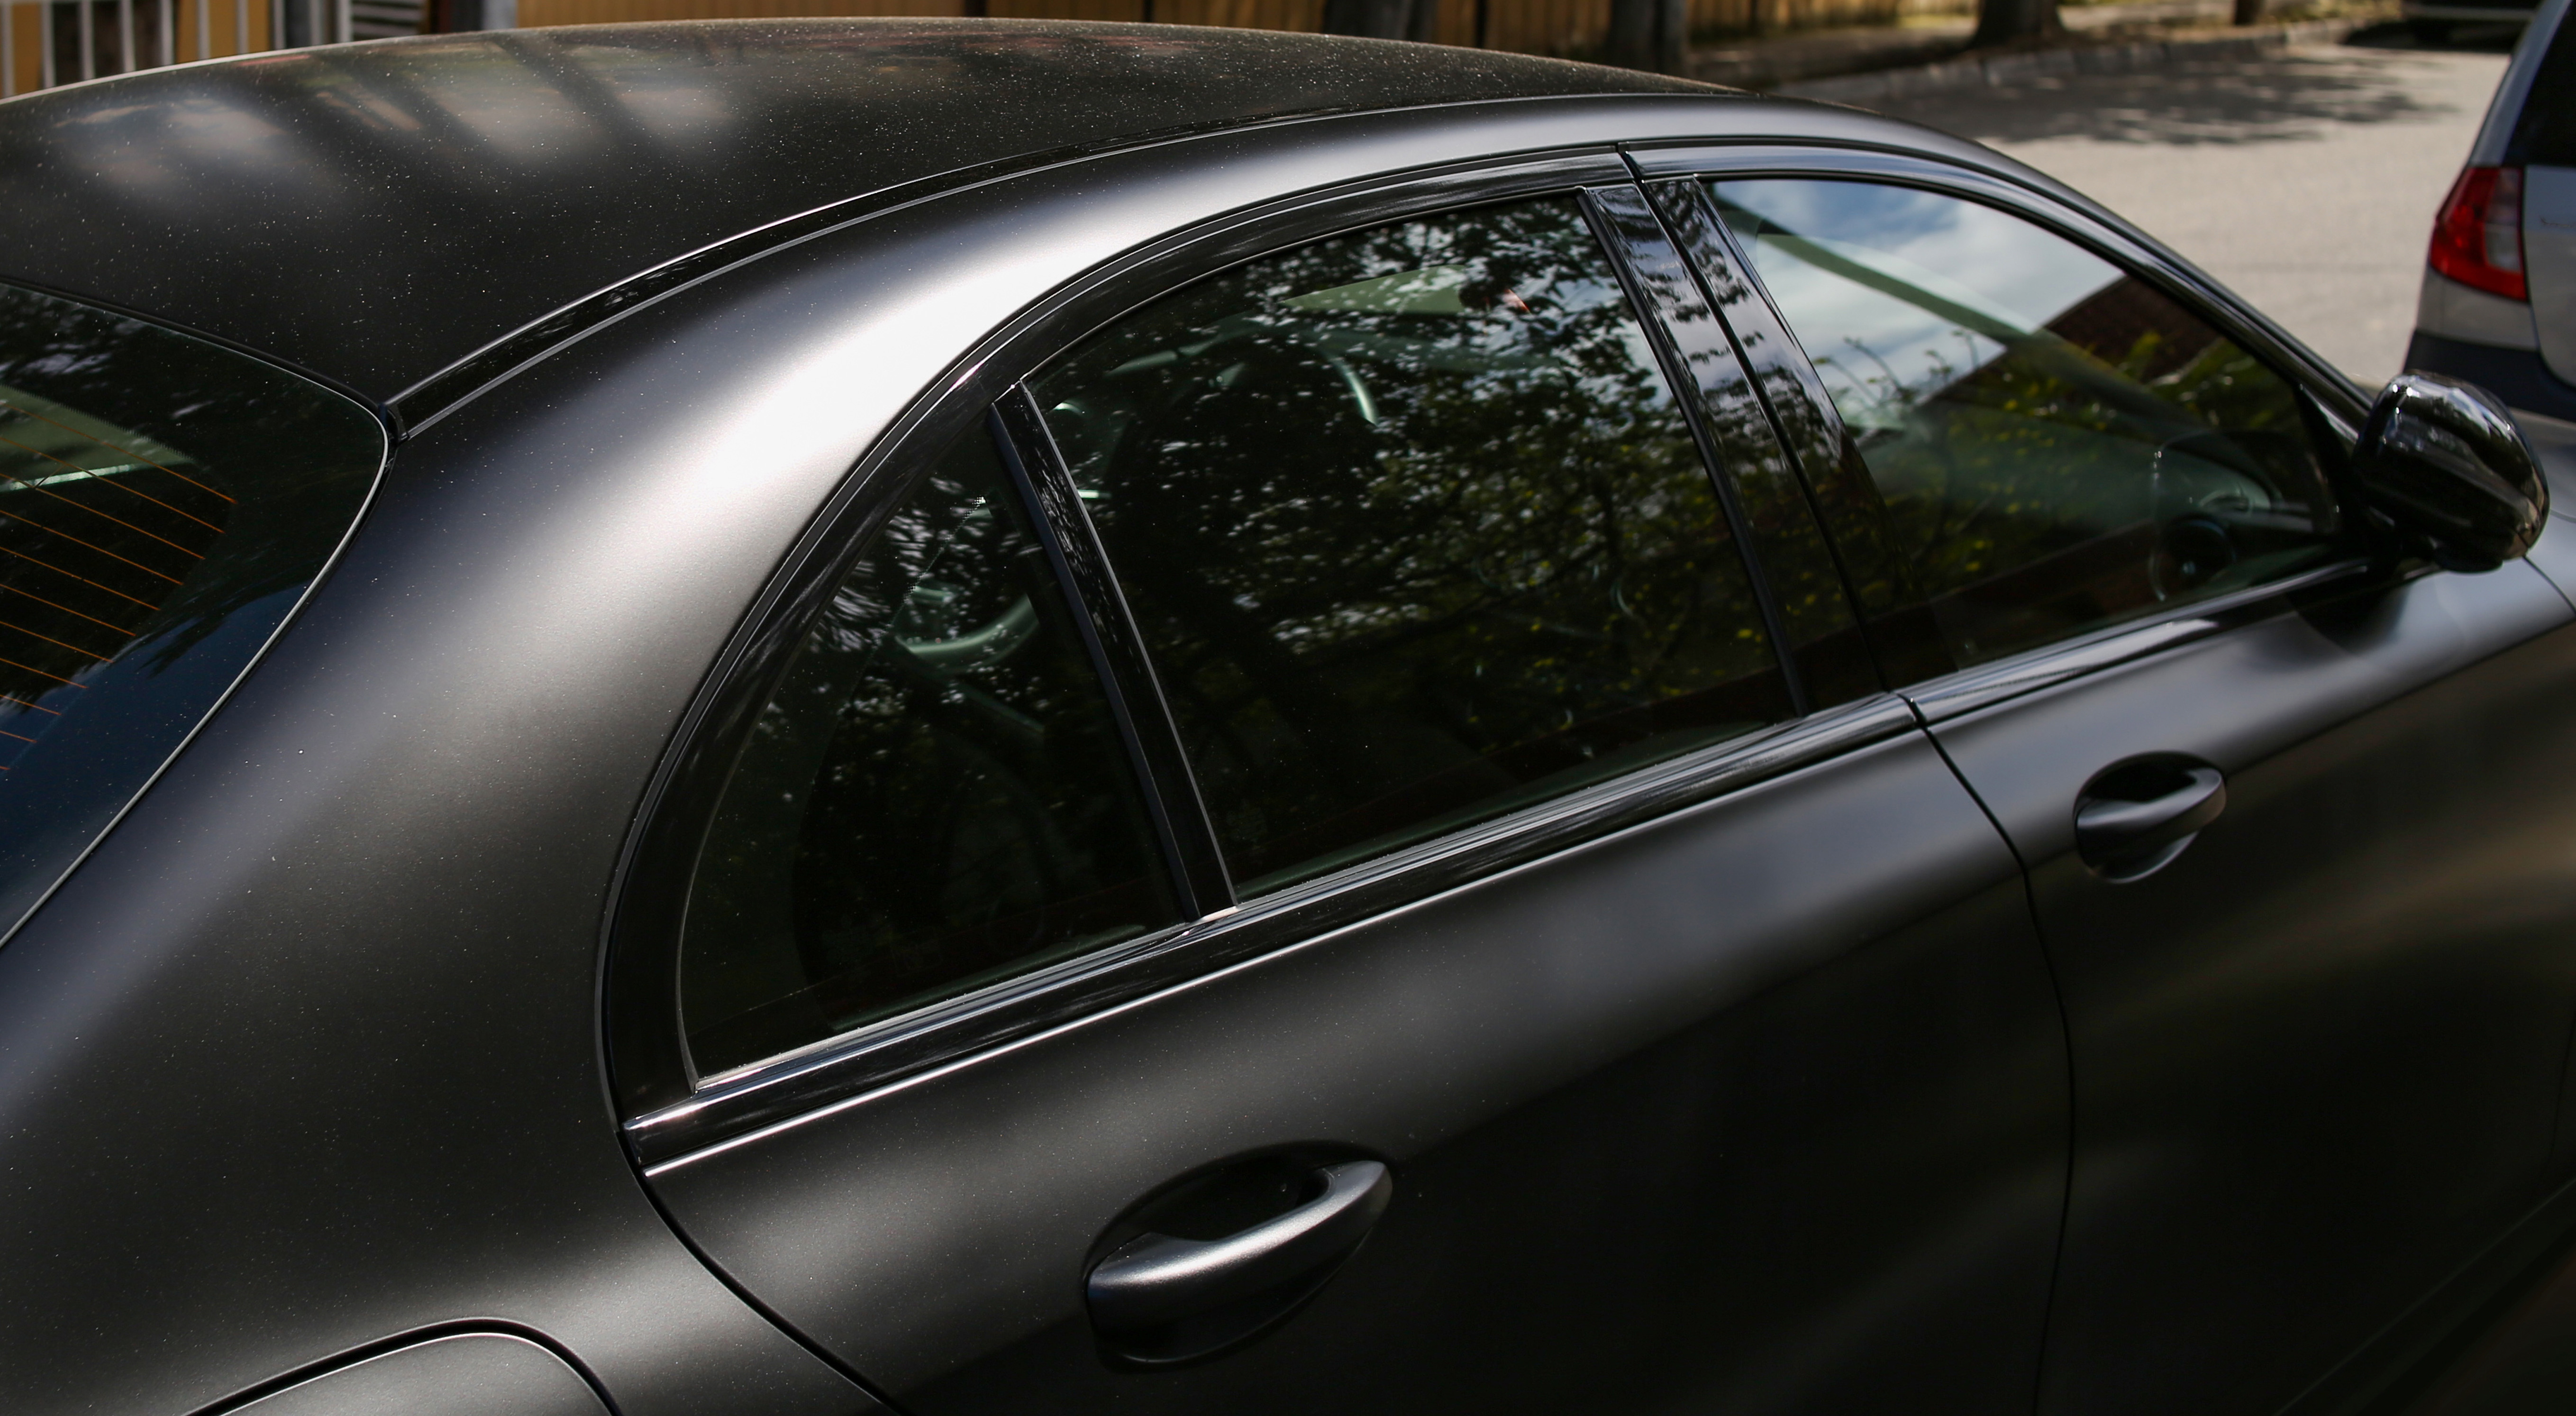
[1908, 691, 2077, 1416]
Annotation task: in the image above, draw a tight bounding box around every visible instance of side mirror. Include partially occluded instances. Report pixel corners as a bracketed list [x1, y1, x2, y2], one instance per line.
[2352, 372, 2548, 570]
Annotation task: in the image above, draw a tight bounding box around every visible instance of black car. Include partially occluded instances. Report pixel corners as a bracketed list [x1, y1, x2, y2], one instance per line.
[0, 20, 2565, 1416]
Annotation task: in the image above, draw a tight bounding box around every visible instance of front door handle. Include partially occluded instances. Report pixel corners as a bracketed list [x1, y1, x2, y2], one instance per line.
[2075, 755, 2227, 881]
[1087, 1158, 1392, 1362]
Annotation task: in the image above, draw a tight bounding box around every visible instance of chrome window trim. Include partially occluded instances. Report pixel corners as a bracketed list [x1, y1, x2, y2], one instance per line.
[631, 692, 1914, 1168]
[1895, 560, 2388, 724]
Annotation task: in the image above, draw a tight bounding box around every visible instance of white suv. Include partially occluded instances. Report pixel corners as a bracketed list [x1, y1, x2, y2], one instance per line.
[2409, 0, 2576, 426]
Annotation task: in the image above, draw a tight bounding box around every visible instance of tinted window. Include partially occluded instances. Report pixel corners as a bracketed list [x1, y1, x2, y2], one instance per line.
[679, 426, 1177, 1078]
[1712, 179, 2342, 673]
[2507, 16, 2576, 168]
[1032, 196, 1790, 896]
[0, 283, 383, 940]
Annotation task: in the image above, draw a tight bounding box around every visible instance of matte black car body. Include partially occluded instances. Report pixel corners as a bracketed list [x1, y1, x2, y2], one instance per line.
[7, 19, 2576, 1416]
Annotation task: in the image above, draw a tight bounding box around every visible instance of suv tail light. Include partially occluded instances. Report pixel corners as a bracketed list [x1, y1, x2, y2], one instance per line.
[2430, 165, 2527, 301]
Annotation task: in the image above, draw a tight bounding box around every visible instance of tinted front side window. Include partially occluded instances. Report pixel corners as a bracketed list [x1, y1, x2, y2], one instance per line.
[1713, 179, 2342, 673]
[0, 284, 383, 939]
[1033, 196, 1790, 895]
[679, 427, 1177, 1078]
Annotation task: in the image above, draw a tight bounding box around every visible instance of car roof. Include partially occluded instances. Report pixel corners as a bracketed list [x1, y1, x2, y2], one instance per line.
[0, 19, 1718, 407]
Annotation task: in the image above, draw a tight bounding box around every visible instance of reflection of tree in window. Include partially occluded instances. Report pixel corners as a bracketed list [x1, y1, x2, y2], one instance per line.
[1713, 180, 2341, 671]
[1036, 197, 1789, 894]
[679, 430, 1174, 1078]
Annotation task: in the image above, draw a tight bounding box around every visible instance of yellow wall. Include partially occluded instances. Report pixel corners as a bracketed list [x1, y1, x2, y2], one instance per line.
[5, 5, 35, 94]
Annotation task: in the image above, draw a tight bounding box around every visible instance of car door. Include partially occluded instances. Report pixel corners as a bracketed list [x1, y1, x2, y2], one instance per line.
[1641, 153, 2576, 1414]
[609, 160, 2072, 1415]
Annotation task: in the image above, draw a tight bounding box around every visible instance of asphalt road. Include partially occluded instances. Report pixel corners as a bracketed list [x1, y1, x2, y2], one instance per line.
[1863, 28, 2516, 386]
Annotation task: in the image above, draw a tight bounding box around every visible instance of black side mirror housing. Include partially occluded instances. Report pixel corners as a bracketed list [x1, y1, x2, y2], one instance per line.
[2352, 372, 2548, 571]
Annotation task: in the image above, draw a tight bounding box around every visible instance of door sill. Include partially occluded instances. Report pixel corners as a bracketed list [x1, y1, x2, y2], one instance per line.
[2278, 1172, 2576, 1416]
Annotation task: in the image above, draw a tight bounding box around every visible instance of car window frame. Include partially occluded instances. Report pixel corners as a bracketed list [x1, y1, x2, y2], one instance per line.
[1629, 143, 2402, 723]
[606, 149, 1910, 1168]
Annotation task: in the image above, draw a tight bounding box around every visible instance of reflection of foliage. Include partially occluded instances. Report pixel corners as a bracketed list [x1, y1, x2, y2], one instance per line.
[1038, 197, 1787, 889]
[1734, 211, 2337, 669]
[683, 431, 1170, 1075]
[1607, 192, 1867, 705]
[1847, 291, 2337, 666]
[1648, 179, 1915, 685]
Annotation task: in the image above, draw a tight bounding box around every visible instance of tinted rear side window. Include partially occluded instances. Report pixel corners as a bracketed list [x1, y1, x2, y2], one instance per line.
[1032, 196, 1791, 896]
[677, 425, 1179, 1078]
[0, 283, 383, 938]
[2508, 16, 2576, 167]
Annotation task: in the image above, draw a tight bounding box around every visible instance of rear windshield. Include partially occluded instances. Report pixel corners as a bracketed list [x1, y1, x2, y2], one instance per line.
[2509, 15, 2576, 167]
[0, 282, 384, 939]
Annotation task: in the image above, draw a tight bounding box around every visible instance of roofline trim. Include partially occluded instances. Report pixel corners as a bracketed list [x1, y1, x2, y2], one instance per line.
[387, 89, 1752, 438]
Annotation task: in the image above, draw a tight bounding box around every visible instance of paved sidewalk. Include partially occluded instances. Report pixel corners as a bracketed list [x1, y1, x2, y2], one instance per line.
[1866, 40, 2512, 382]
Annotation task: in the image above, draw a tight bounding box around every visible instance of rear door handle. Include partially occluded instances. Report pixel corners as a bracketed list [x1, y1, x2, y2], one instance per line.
[1087, 1159, 1391, 1359]
[2075, 756, 2227, 880]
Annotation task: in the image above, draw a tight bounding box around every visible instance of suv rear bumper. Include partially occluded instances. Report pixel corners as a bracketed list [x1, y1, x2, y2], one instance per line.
[2409, 331, 2576, 422]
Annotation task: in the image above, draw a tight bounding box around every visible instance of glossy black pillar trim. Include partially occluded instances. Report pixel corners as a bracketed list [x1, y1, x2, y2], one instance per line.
[1580, 183, 1808, 715]
[629, 691, 1921, 1168]
[991, 387, 1231, 918]
[1636, 169, 1966, 690]
[1636, 175, 1879, 646]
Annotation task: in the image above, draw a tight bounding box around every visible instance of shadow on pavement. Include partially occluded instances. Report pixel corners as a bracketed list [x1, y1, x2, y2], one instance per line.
[1863, 28, 2511, 146]
[2344, 17, 2525, 49]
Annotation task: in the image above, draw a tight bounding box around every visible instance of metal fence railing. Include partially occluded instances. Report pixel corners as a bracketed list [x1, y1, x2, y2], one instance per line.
[0, 0, 434, 96]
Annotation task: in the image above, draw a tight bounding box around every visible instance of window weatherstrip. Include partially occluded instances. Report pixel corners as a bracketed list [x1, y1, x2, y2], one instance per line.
[990, 388, 1234, 919]
[1580, 183, 1810, 717]
[628, 688, 1922, 1169]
